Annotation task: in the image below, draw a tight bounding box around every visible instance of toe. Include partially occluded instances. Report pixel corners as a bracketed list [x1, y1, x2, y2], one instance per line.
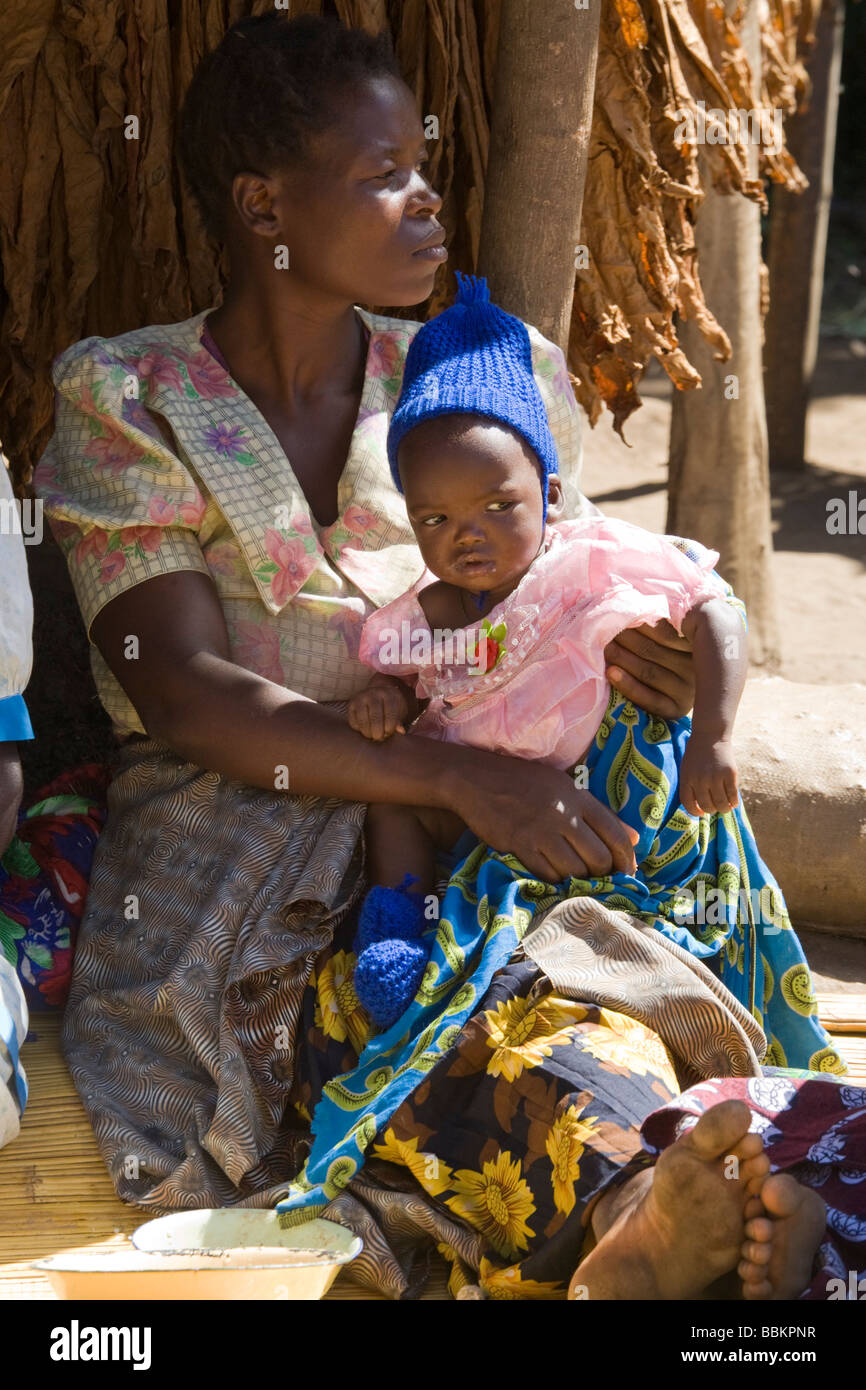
[744, 1216, 773, 1244]
[760, 1173, 808, 1220]
[745, 1173, 769, 1199]
[683, 1100, 752, 1161]
[741, 1239, 772, 1266]
[740, 1267, 773, 1300]
[740, 1153, 771, 1194]
[744, 1195, 764, 1220]
[730, 1132, 764, 1163]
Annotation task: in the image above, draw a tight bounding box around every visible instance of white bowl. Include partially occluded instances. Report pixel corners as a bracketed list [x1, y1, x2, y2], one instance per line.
[34, 1213, 361, 1301]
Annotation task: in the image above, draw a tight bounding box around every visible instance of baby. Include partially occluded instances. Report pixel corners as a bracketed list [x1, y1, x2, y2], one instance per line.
[348, 273, 747, 1029]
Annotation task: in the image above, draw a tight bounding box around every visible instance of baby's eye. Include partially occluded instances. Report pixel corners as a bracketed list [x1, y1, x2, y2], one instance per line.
[420, 514, 446, 526]
[487, 500, 514, 512]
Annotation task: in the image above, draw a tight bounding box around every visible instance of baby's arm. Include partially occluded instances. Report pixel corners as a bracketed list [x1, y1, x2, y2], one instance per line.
[347, 674, 422, 742]
[678, 597, 749, 815]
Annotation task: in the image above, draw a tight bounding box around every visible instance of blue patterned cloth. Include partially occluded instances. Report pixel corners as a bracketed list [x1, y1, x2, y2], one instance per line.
[578, 695, 840, 1073]
[277, 693, 842, 1223]
[278, 839, 540, 1222]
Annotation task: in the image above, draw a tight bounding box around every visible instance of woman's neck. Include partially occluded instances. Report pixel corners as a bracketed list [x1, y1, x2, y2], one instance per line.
[206, 273, 367, 409]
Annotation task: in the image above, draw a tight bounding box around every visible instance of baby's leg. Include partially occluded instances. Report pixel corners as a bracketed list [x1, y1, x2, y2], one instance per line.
[365, 802, 467, 899]
[357, 804, 467, 1030]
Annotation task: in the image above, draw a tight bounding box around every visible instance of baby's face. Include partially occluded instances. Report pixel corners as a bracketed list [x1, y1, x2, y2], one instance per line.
[398, 414, 557, 597]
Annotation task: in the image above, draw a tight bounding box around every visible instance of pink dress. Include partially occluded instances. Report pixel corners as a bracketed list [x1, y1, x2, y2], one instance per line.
[358, 516, 728, 771]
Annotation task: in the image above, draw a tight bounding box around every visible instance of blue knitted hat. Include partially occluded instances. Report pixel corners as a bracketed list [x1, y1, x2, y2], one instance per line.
[388, 271, 559, 522]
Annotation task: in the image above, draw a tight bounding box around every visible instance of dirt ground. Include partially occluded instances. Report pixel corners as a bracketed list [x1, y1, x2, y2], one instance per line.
[581, 334, 866, 686]
[20, 334, 866, 993]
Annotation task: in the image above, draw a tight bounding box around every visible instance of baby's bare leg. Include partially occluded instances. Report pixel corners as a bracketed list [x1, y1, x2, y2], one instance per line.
[365, 803, 467, 893]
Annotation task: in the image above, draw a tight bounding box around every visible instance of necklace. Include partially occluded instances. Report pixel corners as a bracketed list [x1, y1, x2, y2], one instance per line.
[455, 535, 548, 625]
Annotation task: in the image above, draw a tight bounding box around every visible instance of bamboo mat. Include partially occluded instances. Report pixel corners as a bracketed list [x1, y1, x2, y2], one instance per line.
[2, 1001, 864, 1302]
[0, 1013, 449, 1302]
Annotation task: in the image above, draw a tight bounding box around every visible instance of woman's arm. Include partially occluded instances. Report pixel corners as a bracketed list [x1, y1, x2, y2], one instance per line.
[91, 570, 639, 882]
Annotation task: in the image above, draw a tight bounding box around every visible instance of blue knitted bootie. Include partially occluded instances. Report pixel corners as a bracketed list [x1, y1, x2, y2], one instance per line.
[354, 876, 431, 1028]
[356, 874, 426, 952]
[354, 937, 428, 1030]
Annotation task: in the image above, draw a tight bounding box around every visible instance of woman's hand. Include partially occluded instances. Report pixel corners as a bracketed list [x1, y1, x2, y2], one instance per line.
[604, 620, 695, 720]
[447, 752, 639, 883]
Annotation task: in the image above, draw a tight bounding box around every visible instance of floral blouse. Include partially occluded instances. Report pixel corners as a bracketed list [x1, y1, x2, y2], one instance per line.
[34, 307, 588, 739]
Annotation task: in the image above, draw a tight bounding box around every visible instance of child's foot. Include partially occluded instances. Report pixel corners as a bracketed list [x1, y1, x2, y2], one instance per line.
[356, 877, 425, 951]
[354, 937, 428, 1030]
[738, 1175, 826, 1299]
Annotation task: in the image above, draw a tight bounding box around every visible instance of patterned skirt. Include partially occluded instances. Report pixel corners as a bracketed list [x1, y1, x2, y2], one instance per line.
[277, 694, 841, 1231]
[61, 734, 367, 1209]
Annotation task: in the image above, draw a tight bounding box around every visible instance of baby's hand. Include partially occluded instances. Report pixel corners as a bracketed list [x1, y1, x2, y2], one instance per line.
[680, 734, 739, 816]
[347, 679, 412, 742]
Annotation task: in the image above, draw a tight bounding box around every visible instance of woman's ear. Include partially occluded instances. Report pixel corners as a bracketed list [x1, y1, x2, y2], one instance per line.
[230, 171, 285, 240]
[545, 473, 565, 523]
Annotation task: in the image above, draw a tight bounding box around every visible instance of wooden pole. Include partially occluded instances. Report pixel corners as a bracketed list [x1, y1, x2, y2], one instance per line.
[765, 0, 846, 473]
[667, 0, 780, 667]
[477, 0, 600, 350]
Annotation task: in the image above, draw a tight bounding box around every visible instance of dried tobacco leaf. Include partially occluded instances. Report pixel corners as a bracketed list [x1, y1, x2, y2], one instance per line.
[568, 0, 819, 434]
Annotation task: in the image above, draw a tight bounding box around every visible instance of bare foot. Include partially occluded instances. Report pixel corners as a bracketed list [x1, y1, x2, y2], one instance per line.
[738, 1174, 826, 1300]
[573, 1100, 768, 1300]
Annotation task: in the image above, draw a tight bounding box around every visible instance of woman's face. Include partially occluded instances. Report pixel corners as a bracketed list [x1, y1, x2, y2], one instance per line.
[237, 74, 446, 307]
[398, 415, 562, 601]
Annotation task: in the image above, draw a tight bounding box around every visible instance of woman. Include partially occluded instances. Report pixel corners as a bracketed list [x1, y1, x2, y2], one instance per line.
[36, 14, 856, 1299]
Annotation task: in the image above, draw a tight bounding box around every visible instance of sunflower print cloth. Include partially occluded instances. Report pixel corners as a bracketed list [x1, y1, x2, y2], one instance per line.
[295, 928, 864, 1300]
[294, 947, 679, 1297]
[278, 693, 842, 1226]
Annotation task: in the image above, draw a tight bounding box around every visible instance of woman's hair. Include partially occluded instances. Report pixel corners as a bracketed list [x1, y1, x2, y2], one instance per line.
[178, 12, 402, 242]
